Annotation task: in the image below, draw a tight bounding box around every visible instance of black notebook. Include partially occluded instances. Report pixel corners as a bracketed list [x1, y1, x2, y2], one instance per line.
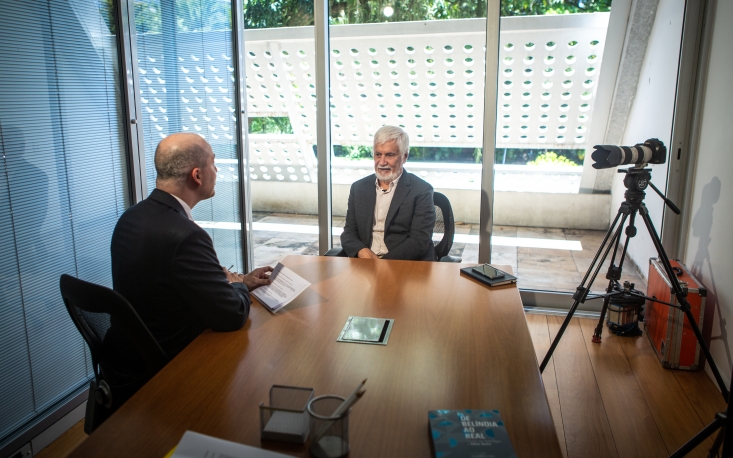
[460, 265, 517, 287]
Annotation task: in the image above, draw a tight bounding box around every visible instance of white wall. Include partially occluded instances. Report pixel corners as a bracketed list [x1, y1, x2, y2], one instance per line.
[683, 0, 733, 388]
[610, 0, 685, 279]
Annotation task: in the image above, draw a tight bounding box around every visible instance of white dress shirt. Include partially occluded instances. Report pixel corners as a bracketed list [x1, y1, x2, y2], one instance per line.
[370, 173, 402, 256]
[169, 193, 194, 221]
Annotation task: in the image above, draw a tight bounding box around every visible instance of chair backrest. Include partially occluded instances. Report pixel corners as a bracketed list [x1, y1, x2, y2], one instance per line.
[432, 192, 455, 260]
[59, 274, 168, 389]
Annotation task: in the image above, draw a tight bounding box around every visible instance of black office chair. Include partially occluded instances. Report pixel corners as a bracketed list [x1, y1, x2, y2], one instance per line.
[59, 274, 169, 433]
[433, 192, 461, 262]
[325, 191, 462, 262]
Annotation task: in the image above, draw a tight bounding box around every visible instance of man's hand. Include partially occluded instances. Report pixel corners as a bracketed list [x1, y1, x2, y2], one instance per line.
[239, 266, 274, 290]
[357, 248, 379, 259]
[223, 266, 242, 283]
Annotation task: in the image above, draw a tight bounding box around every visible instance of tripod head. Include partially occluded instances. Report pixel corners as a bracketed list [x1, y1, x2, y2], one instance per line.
[618, 167, 681, 215]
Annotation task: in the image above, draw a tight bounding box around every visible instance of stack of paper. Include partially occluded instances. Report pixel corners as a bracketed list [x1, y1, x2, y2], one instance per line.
[250, 262, 310, 313]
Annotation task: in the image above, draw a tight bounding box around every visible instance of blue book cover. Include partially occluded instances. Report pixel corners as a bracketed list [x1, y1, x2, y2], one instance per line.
[428, 410, 517, 458]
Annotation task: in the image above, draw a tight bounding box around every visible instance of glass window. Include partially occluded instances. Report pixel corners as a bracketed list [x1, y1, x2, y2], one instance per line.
[133, 0, 246, 271]
[0, 0, 128, 442]
[328, 0, 488, 261]
[242, 1, 319, 266]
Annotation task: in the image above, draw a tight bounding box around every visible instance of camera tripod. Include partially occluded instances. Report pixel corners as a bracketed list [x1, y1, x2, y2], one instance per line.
[669, 364, 732, 457]
[537, 166, 731, 456]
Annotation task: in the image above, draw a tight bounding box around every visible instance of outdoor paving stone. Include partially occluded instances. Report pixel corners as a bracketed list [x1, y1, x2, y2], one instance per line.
[518, 253, 578, 272]
[461, 244, 479, 264]
[253, 247, 299, 267]
[516, 227, 566, 239]
[517, 247, 574, 257]
[249, 215, 643, 294]
[563, 228, 607, 238]
[516, 267, 582, 289]
[259, 213, 319, 226]
[301, 241, 321, 256]
[492, 225, 519, 237]
[448, 243, 466, 258]
[491, 251, 517, 271]
[491, 244, 517, 254]
[517, 281, 582, 294]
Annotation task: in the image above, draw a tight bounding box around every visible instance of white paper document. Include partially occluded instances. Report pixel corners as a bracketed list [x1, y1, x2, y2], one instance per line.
[171, 431, 291, 458]
[250, 262, 310, 313]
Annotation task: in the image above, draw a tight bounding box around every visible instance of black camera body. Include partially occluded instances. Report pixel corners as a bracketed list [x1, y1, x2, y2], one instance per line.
[591, 138, 666, 169]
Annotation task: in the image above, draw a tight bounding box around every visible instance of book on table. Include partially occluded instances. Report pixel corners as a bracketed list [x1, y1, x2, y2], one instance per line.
[428, 409, 517, 458]
[460, 265, 517, 287]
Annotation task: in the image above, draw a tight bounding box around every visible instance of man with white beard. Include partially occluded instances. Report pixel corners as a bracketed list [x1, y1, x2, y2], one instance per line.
[340, 125, 436, 261]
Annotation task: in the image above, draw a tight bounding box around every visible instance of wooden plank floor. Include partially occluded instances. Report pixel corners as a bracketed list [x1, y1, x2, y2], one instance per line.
[533, 315, 727, 458]
[39, 315, 726, 458]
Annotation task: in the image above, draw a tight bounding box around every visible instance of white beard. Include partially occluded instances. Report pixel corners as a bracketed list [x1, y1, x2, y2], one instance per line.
[376, 167, 399, 183]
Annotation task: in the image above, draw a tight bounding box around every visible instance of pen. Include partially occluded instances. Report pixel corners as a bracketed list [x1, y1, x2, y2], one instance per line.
[227, 264, 235, 271]
[334, 378, 367, 417]
[312, 379, 367, 443]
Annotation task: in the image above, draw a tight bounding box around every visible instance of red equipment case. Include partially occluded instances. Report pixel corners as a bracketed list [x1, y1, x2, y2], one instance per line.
[644, 258, 707, 370]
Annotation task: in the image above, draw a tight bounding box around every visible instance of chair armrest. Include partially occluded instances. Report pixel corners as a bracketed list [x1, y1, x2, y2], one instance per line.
[439, 255, 462, 263]
[324, 247, 347, 257]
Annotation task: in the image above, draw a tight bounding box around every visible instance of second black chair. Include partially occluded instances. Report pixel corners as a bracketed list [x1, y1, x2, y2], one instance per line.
[59, 274, 169, 433]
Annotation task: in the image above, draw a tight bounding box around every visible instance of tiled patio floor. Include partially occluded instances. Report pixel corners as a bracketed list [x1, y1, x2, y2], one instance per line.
[252, 212, 647, 294]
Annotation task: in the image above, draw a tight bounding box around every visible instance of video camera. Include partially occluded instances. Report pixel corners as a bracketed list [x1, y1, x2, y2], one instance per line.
[591, 138, 666, 169]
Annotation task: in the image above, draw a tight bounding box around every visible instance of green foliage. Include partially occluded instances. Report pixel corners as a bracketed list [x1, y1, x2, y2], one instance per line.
[131, 0, 231, 34]
[500, 0, 611, 16]
[333, 145, 482, 162]
[176, 0, 231, 31]
[134, 1, 162, 33]
[244, 0, 314, 29]
[100, 0, 117, 34]
[410, 146, 480, 162]
[332, 146, 585, 164]
[527, 151, 579, 166]
[248, 117, 294, 134]
[242, 0, 612, 29]
[495, 148, 583, 165]
[333, 144, 373, 159]
[125, 0, 612, 35]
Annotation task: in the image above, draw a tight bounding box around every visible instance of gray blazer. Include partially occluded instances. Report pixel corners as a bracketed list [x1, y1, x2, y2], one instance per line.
[341, 171, 436, 261]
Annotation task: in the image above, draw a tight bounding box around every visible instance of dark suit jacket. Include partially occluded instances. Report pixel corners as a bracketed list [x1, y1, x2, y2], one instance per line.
[341, 171, 436, 261]
[110, 189, 250, 358]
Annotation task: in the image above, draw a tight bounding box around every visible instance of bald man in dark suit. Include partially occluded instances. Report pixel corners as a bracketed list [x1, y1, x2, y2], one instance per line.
[111, 133, 272, 358]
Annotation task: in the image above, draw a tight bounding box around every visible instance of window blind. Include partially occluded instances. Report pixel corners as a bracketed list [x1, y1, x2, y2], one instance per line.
[0, 0, 128, 446]
[134, 0, 244, 272]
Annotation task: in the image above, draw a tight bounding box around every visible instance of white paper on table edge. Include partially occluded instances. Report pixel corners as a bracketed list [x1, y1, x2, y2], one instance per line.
[171, 430, 292, 458]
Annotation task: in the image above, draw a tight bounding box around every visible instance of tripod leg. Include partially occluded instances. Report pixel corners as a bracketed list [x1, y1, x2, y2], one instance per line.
[639, 205, 730, 400]
[540, 297, 583, 373]
[593, 210, 636, 343]
[668, 416, 724, 458]
[592, 294, 612, 343]
[707, 426, 724, 458]
[539, 210, 628, 372]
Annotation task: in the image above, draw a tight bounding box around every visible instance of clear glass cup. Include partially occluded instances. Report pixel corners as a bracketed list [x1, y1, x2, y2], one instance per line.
[307, 395, 350, 458]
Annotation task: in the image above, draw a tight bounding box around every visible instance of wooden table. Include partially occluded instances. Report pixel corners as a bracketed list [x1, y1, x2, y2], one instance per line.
[70, 256, 562, 457]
